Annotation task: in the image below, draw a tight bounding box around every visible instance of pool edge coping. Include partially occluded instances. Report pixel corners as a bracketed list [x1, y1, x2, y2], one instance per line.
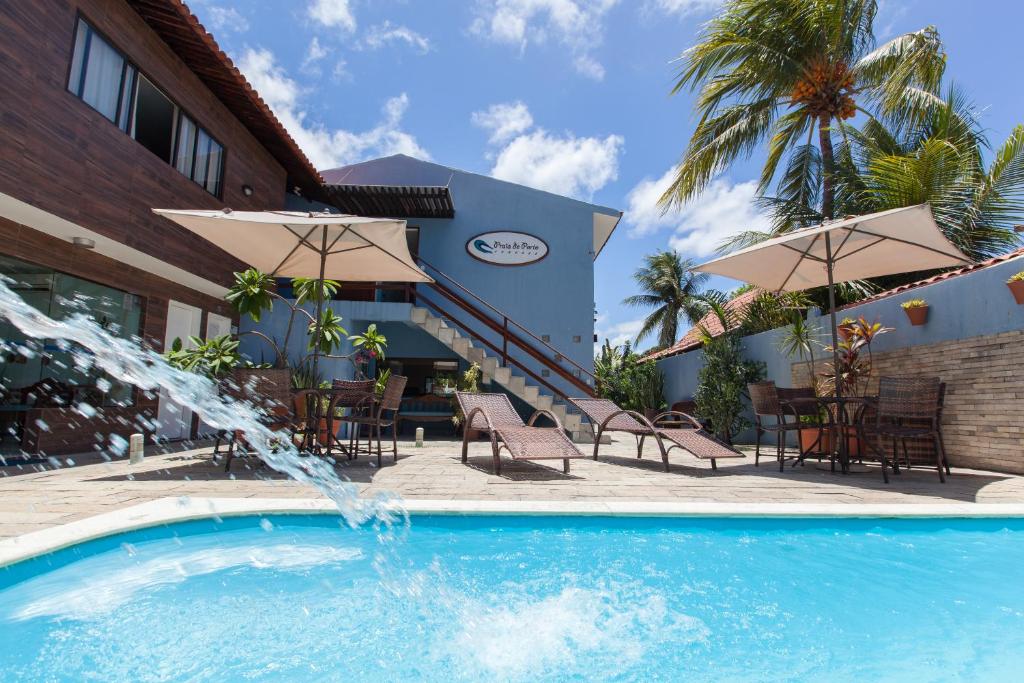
[4, 497, 1024, 568]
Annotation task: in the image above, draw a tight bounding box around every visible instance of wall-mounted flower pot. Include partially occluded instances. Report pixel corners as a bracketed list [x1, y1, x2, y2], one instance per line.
[1008, 280, 1024, 305]
[903, 306, 929, 326]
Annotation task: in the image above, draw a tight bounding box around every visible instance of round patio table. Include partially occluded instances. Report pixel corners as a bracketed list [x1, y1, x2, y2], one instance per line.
[814, 395, 877, 474]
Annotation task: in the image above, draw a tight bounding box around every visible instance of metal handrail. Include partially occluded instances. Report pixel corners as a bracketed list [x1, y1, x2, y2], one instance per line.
[414, 289, 585, 401]
[415, 257, 597, 384]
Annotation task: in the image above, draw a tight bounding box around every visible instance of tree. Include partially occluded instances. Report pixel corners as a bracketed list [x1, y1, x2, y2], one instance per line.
[693, 297, 765, 443]
[747, 85, 1024, 262]
[662, 0, 945, 222]
[623, 250, 709, 349]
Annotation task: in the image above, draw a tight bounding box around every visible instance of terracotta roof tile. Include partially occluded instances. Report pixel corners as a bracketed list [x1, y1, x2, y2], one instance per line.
[129, 1, 323, 194]
[840, 246, 1024, 309]
[645, 288, 765, 360]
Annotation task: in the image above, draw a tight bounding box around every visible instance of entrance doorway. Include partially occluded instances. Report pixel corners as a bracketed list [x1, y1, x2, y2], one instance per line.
[156, 300, 201, 441]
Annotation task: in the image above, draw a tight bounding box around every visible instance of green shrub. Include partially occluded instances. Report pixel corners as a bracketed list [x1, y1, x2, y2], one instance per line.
[900, 299, 928, 309]
[1008, 271, 1024, 283]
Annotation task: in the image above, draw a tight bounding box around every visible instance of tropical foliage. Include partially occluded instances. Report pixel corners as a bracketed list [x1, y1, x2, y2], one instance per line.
[593, 340, 666, 413]
[747, 87, 1024, 262]
[162, 334, 268, 379]
[622, 250, 709, 349]
[663, 0, 945, 223]
[821, 316, 890, 396]
[693, 298, 765, 442]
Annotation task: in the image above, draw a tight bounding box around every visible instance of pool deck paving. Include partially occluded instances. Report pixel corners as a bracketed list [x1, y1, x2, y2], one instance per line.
[2, 436, 1024, 539]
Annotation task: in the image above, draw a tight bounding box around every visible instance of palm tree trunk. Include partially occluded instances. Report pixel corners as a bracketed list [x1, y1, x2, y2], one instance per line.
[818, 114, 835, 220]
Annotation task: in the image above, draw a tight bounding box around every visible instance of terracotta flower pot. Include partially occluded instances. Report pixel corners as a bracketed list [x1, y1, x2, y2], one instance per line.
[1008, 280, 1024, 305]
[903, 305, 928, 326]
[799, 427, 831, 454]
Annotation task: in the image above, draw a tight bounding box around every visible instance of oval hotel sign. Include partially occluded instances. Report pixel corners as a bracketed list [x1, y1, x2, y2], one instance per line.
[466, 231, 548, 266]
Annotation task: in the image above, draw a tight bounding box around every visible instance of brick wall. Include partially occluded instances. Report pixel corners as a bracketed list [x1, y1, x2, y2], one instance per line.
[793, 329, 1024, 474]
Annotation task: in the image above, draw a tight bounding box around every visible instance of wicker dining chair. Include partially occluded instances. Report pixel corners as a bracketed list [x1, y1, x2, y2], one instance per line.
[749, 381, 828, 471]
[867, 376, 949, 483]
[335, 375, 407, 467]
[324, 379, 375, 459]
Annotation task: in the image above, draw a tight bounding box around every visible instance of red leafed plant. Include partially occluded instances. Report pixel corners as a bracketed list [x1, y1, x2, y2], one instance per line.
[822, 316, 891, 397]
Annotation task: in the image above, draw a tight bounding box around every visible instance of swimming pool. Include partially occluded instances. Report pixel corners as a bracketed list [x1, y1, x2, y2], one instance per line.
[1, 513, 1022, 681]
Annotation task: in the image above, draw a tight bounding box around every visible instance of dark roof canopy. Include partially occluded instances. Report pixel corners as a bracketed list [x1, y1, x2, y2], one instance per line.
[320, 184, 455, 219]
[127, 0, 323, 195]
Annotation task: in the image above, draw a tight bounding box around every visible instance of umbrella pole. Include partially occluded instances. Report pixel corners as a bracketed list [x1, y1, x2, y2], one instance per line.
[311, 226, 328, 386]
[824, 232, 847, 473]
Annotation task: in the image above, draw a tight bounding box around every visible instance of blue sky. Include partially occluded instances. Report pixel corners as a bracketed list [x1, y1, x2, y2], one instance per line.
[189, 0, 1024, 353]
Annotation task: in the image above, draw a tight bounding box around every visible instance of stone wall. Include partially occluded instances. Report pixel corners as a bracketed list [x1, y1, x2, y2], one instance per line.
[791, 329, 1024, 473]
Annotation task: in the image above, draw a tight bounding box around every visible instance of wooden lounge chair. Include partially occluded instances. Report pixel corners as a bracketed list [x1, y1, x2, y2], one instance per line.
[568, 397, 743, 472]
[455, 391, 584, 474]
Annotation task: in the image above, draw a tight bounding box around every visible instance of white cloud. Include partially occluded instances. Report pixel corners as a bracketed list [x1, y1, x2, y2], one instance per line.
[307, 0, 356, 32]
[491, 129, 623, 200]
[595, 316, 645, 350]
[191, 2, 249, 33]
[644, 0, 721, 18]
[237, 48, 429, 169]
[470, 0, 617, 80]
[473, 101, 623, 199]
[471, 101, 534, 144]
[623, 167, 770, 257]
[572, 55, 605, 81]
[361, 21, 432, 54]
[301, 36, 330, 75]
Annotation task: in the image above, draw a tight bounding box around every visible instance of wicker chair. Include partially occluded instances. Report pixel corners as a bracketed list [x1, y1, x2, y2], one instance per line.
[455, 391, 584, 474]
[313, 379, 373, 458]
[568, 397, 742, 472]
[335, 375, 407, 467]
[749, 381, 828, 471]
[864, 376, 949, 483]
[215, 369, 302, 472]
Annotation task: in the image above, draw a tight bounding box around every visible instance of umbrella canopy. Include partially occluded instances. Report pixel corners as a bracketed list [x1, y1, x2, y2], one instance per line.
[694, 204, 973, 470]
[152, 209, 432, 282]
[694, 204, 971, 292]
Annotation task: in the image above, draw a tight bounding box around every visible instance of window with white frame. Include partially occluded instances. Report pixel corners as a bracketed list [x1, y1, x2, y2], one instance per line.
[67, 17, 225, 196]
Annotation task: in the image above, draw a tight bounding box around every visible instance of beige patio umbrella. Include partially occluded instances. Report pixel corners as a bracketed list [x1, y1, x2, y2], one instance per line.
[694, 204, 971, 466]
[152, 208, 432, 378]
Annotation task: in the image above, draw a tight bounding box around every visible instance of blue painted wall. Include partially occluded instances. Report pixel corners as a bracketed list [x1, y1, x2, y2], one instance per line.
[278, 155, 620, 399]
[657, 254, 1024, 444]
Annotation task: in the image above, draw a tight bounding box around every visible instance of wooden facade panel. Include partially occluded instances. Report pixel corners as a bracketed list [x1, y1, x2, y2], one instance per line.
[0, 0, 291, 288]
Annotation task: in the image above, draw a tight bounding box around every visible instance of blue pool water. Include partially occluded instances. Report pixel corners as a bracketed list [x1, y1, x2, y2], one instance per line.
[1, 515, 1023, 681]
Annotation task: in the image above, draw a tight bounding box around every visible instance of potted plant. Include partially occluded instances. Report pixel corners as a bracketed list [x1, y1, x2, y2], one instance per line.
[451, 362, 483, 439]
[1007, 271, 1024, 305]
[823, 317, 891, 455]
[901, 299, 929, 326]
[777, 313, 830, 454]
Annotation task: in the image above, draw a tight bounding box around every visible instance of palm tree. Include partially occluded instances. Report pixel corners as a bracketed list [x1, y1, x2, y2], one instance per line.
[661, 0, 945, 222]
[746, 86, 1024, 261]
[623, 251, 709, 349]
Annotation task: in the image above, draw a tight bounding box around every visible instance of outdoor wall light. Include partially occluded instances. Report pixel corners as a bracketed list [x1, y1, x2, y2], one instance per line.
[71, 236, 95, 249]
[242, 184, 254, 197]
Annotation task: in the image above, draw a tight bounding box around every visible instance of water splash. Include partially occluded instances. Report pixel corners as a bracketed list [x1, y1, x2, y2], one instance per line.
[0, 277, 399, 527]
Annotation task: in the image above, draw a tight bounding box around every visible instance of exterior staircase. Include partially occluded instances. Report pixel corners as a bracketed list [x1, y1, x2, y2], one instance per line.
[409, 305, 591, 441]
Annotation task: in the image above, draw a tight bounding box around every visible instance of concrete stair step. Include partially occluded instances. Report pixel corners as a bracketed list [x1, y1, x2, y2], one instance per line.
[423, 317, 442, 335]
[507, 375, 526, 393]
[492, 366, 511, 384]
[437, 327, 456, 344]
[451, 337, 471, 355]
[410, 307, 428, 324]
[467, 347, 485, 363]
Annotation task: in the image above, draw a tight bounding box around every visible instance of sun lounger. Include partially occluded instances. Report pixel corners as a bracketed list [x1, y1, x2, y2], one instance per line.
[568, 397, 743, 472]
[455, 391, 585, 474]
